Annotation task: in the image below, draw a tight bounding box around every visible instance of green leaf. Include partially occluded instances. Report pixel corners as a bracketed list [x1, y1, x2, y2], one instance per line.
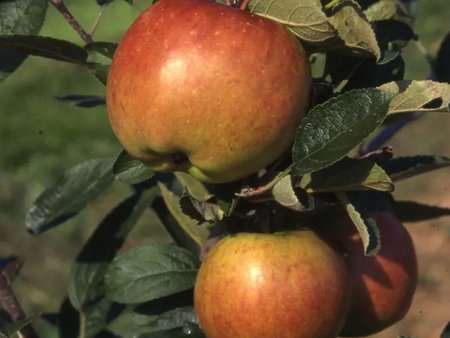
[272, 175, 314, 212]
[392, 201, 450, 222]
[174, 172, 213, 202]
[105, 244, 198, 304]
[0, 0, 47, 34]
[158, 183, 208, 249]
[0, 35, 88, 63]
[328, 0, 380, 59]
[380, 80, 450, 116]
[113, 150, 155, 185]
[84, 42, 116, 85]
[337, 192, 381, 256]
[85, 41, 117, 59]
[58, 298, 80, 338]
[139, 328, 205, 338]
[110, 306, 199, 337]
[83, 297, 115, 337]
[300, 157, 394, 192]
[179, 191, 225, 223]
[0, 0, 48, 80]
[174, 172, 228, 222]
[26, 158, 115, 234]
[292, 88, 394, 175]
[383, 155, 450, 181]
[68, 187, 159, 311]
[248, 0, 337, 44]
[56, 95, 106, 108]
[0, 313, 38, 337]
[87, 62, 109, 85]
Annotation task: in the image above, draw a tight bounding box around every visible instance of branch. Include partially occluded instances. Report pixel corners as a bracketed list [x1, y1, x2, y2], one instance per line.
[48, 0, 93, 44]
[0, 258, 39, 338]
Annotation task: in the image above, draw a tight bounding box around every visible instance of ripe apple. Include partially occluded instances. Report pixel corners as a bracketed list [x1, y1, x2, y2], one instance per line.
[106, 0, 311, 183]
[313, 211, 418, 336]
[194, 230, 351, 338]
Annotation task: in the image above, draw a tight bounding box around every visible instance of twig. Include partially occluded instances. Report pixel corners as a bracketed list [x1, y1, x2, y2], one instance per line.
[239, 0, 250, 11]
[48, 0, 93, 44]
[90, 6, 105, 37]
[0, 259, 39, 338]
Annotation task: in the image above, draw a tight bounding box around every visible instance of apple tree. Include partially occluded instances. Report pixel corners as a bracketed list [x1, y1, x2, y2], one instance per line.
[0, 0, 449, 337]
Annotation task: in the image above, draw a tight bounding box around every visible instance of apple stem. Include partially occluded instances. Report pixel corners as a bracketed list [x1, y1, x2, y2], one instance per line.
[239, 0, 251, 11]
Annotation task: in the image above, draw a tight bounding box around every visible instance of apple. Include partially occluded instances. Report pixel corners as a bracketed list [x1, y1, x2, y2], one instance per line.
[194, 230, 351, 338]
[106, 0, 311, 183]
[313, 211, 418, 336]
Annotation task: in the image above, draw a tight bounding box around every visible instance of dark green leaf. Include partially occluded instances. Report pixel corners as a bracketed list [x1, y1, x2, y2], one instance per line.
[292, 88, 394, 175]
[300, 157, 393, 192]
[382, 155, 450, 181]
[69, 187, 159, 311]
[109, 306, 198, 337]
[393, 201, 450, 222]
[324, 52, 404, 91]
[0, 48, 27, 81]
[58, 298, 80, 338]
[0, 0, 47, 34]
[85, 42, 115, 85]
[139, 326, 204, 338]
[105, 245, 198, 304]
[435, 32, 450, 83]
[84, 298, 118, 337]
[440, 321, 450, 338]
[85, 42, 117, 59]
[0, 314, 38, 336]
[157, 183, 208, 249]
[373, 20, 417, 60]
[0, 35, 88, 63]
[0, 0, 48, 80]
[56, 95, 106, 108]
[26, 158, 115, 234]
[152, 197, 204, 256]
[179, 192, 224, 223]
[87, 62, 109, 85]
[113, 150, 155, 185]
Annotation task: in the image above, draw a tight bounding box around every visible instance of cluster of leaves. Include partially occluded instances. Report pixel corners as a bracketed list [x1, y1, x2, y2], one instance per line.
[1, 0, 450, 337]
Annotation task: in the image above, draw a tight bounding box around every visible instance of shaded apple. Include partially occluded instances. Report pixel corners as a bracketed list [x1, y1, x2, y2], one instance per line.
[313, 211, 418, 336]
[194, 230, 350, 338]
[106, 0, 311, 183]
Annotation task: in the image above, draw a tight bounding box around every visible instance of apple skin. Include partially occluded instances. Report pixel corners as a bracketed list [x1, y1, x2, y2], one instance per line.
[194, 230, 351, 338]
[106, 0, 311, 183]
[313, 211, 418, 337]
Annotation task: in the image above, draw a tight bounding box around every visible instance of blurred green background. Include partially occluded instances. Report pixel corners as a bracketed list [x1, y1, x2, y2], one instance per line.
[0, 0, 449, 337]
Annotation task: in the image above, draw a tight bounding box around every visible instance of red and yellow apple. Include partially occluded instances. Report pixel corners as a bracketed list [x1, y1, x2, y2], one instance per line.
[313, 211, 418, 336]
[194, 230, 350, 338]
[106, 0, 311, 183]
